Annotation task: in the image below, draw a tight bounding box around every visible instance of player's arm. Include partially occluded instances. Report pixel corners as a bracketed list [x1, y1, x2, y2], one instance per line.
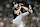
[22, 6, 28, 11]
[15, 6, 21, 14]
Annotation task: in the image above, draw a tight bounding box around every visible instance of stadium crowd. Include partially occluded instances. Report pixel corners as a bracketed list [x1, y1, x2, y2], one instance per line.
[0, 0, 40, 27]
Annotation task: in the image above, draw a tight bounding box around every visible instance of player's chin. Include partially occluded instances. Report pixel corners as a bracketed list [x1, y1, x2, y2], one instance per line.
[14, 5, 18, 8]
[14, 6, 17, 8]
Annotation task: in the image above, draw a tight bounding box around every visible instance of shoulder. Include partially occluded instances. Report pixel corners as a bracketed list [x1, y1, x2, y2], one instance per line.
[12, 6, 17, 10]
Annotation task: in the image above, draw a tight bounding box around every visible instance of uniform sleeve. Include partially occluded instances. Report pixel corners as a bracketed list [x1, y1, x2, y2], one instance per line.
[12, 9, 14, 13]
[12, 7, 16, 12]
[12, 7, 15, 14]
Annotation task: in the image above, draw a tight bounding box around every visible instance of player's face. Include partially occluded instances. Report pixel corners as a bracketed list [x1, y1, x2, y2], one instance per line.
[14, 4, 18, 8]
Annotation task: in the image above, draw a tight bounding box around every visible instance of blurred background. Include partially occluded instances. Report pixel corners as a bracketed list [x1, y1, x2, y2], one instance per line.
[0, 0, 40, 27]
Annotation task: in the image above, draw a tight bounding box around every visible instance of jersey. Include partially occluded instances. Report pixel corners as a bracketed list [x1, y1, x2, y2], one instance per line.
[12, 8, 24, 19]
